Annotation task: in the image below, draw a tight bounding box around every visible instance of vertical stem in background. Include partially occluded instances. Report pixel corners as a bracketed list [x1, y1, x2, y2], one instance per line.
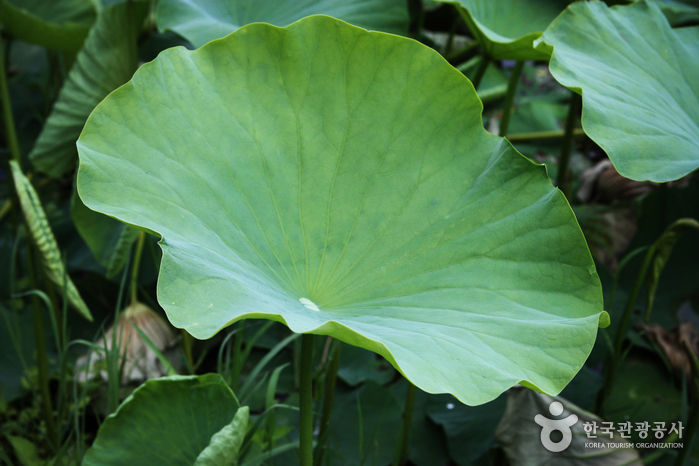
[231, 320, 246, 389]
[299, 333, 315, 466]
[0, 34, 21, 166]
[498, 61, 524, 137]
[106, 253, 132, 414]
[555, 92, 582, 198]
[595, 245, 655, 415]
[314, 342, 341, 466]
[470, 54, 490, 91]
[129, 231, 146, 304]
[41, 268, 63, 348]
[3, 33, 59, 450]
[414, 0, 425, 40]
[1, 35, 22, 234]
[182, 330, 194, 373]
[27, 245, 59, 451]
[392, 382, 417, 466]
[612, 248, 654, 359]
[442, 15, 459, 57]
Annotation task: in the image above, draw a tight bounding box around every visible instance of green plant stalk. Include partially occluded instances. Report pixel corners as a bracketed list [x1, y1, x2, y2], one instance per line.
[58, 285, 71, 440]
[314, 341, 340, 466]
[107, 248, 133, 414]
[446, 41, 479, 62]
[217, 328, 238, 378]
[294, 336, 301, 390]
[53, 261, 71, 436]
[555, 92, 582, 197]
[413, 0, 425, 40]
[479, 84, 508, 106]
[392, 382, 417, 466]
[442, 15, 459, 57]
[456, 55, 479, 74]
[498, 61, 524, 137]
[42, 267, 64, 348]
[299, 333, 315, 466]
[0, 199, 11, 223]
[182, 329, 194, 373]
[130, 231, 146, 304]
[596, 245, 655, 414]
[8, 34, 60, 444]
[26, 245, 59, 450]
[8, 232, 27, 366]
[608, 246, 649, 311]
[675, 341, 699, 466]
[231, 320, 246, 389]
[470, 54, 490, 90]
[612, 247, 654, 358]
[0, 34, 21, 166]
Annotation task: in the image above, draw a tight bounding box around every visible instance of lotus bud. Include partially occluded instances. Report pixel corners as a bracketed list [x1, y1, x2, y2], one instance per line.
[76, 302, 178, 384]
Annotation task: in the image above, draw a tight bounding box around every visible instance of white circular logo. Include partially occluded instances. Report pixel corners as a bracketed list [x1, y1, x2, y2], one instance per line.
[534, 401, 578, 452]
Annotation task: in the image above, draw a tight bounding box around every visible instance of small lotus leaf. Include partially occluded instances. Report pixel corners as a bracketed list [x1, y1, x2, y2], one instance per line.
[537, 0, 699, 182]
[156, 0, 409, 48]
[438, 0, 571, 60]
[0, 0, 95, 52]
[82, 374, 244, 466]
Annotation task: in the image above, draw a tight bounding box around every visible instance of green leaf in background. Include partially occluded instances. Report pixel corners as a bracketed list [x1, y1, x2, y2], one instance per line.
[326, 381, 402, 465]
[156, 0, 409, 48]
[337, 344, 395, 387]
[29, 1, 148, 178]
[604, 354, 682, 443]
[645, 0, 699, 26]
[426, 393, 507, 465]
[645, 218, 699, 321]
[6, 435, 44, 466]
[82, 374, 246, 466]
[77, 16, 606, 405]
[537, 0, 699, 182]
[71, 186, 139, 278]
[405, 390, 452, 466]
[9, 161, 92, 321]
[194, 406, 249, 466]
[0, 0, 96, 52]
[437, 0, 570, 60]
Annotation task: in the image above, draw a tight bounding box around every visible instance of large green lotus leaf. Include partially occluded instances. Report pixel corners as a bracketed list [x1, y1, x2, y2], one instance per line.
[77, 16, 606, 405]
[82, 374, 246, 466]
[156, 0, 409, 48]
[29, 1, 147, 178]
[537, 1, 699, 182]
[438, 0, 570, 61]
[0, 0, 95, 52]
